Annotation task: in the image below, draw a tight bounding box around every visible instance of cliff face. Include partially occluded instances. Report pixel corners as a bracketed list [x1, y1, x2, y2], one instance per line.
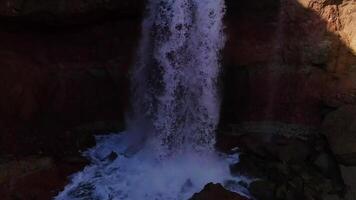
[0, 0, 355, 157]
[220, 2, 356, 198]
[0, 0, 144, 156]
[0, 0, 354, 159]
[222, 0, 356, 129]
[0, 0, 355, 199]
[0, 1, 145, 198]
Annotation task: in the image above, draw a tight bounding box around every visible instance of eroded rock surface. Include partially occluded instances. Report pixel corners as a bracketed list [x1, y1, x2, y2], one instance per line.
[190, 183, 250, 200]
[322, 106, 356, 165]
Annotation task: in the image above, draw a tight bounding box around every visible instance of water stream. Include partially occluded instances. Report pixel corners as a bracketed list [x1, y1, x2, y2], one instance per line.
[55, 1, 248, 199]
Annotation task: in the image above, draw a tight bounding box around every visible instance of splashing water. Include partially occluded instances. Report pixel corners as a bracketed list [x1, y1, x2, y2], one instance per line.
[55, 134, 248, 200]
[130, 0, 226, 153]
[55, 0, 249, 200]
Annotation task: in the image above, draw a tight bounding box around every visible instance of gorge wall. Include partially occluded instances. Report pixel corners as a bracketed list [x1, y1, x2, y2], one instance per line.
[222, 0, 356, 128]
[0, 0, 355, 157]
[0, 0, 144, 156]
[0, 0, 355, 198]
[0, 0, 355, 158]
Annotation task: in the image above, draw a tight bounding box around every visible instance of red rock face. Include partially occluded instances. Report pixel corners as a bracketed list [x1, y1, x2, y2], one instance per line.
[0, 3, 144, 155]
[0, 0, 354, 159]
[0, 0, 354, 199]
[224, 0, 280, 66]
[221, 0, 356, 129]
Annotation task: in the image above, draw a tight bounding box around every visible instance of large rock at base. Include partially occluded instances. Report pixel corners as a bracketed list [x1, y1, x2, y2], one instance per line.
[190, 183, 250, 200]
[0, 156, 88, 200]
[322, 106, 356, 165]
[325, 166, 356, 200]
[340, 165, 356, 200]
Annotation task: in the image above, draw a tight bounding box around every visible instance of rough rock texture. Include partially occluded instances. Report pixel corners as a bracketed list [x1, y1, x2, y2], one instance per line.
[220, 4, 356, 198]
[0, 0, 355, 199]
[0, 0, 144, 25]
[0, 156, 88, 200]
[190, 183, 250, 200]
[221, 0, 356, 129]
[0, 2, 144, 198]
[0, 0, 144, 156]
[322, 106, 356, 165]
[340, 166, 356, 200]
[227, 142, 346, 200]
[0, 0, 354, 161]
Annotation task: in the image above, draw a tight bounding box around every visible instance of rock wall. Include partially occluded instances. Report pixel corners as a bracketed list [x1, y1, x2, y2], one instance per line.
[220, 1, 356, 199]
[221, 0, 356, 129]
[0, 0, 355, 199]
[0, 0, 145, 156]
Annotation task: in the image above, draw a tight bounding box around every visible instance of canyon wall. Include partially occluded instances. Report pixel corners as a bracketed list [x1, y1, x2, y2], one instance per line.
[0, 0, 354, 160]
[222, 0, 356, 128]
[0, 0, 144, 156]
[0, 0, 355, 158]
[0, 0, 355, 199]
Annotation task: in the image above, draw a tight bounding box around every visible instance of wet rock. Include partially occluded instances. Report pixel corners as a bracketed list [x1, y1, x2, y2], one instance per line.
[218, 128, 315, 164]
[190, 183, 250, 200]
[230, 154, 265, 178]
[249, 180, 276, 200]
[226, 135, 345, 200]
[0, 156, 87, 200]
[105, 151, 118, 162]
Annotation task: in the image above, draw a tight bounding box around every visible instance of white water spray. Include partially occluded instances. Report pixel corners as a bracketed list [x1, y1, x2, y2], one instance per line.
[130, 0, 225, 153]
[55, 1, 249, 200]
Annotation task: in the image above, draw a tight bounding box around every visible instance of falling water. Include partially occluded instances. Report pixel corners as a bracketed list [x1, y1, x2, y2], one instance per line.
[55, 1, 249, 200]
[130, 0, 225, 153]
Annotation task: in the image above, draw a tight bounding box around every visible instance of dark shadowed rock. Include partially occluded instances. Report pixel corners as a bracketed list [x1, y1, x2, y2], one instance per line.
[0, 156, 88, 200]
[225, 133, 346, 200]
[249, 180, 276, 200]
[0, 9, 140, 156]
[221, 0, 356, 130]
[322, 106, 356, 165]
[340, 166, 356, 200]
[190, 183, 250, 200]
[0, 0, 145, 26]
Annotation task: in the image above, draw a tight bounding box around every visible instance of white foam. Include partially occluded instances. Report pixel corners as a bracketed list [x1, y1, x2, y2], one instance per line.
[54, 1, 245, 199]
[55, 133, 249, 200]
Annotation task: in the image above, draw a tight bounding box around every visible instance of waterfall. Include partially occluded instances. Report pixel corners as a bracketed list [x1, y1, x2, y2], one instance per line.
[55, 1, 249, 200]
[129, 0, 226, 153]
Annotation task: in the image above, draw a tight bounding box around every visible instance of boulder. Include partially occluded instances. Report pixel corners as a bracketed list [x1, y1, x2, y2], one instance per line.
[340, 165, 356, 200]
[325, 166, 356, 200]
[322, 106, 356, 165]
[190, 183, 250, 200]
[0, 156, 87, 200]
